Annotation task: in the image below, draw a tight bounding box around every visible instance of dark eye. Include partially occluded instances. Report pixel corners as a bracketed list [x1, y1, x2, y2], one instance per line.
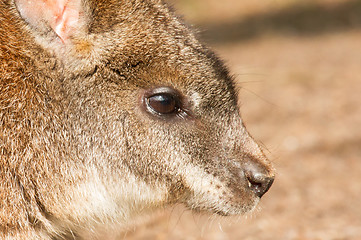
[142, 87, 193, 120]
[147, 93, 178, 115]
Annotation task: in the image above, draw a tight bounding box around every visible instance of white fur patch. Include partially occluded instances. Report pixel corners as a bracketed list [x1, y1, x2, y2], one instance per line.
[190, 91, 201, 108]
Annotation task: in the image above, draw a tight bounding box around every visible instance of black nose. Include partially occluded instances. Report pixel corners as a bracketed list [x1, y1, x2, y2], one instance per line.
[244, 164, 274, 198]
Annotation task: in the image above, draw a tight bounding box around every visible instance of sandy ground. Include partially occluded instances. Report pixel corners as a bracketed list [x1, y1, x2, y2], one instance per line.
[120, 1, 361, 239]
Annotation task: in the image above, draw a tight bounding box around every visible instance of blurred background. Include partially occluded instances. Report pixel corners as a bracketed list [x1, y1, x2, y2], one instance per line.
[122, 0, 361, 239]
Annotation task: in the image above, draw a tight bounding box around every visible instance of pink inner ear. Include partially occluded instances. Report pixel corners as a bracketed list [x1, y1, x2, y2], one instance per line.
[15, 0, 82, 42]
[50, 0, 81, 42]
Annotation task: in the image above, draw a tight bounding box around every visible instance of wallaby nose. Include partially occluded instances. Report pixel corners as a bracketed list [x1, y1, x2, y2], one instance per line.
[244, 162, 274, 198]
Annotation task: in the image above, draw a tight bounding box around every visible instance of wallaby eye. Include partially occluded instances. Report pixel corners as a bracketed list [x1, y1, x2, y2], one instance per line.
[147, 93, 178, 115]
[142, 87, 191, 119]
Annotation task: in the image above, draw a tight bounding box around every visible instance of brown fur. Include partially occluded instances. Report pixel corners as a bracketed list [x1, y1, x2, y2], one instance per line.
[0, 0, 274, 239]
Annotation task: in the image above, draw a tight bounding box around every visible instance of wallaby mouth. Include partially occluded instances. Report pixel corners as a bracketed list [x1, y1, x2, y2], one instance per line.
[177, 156, 275, 216]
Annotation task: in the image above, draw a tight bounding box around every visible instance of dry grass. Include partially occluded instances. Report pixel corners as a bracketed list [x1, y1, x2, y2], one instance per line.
[121, 1, 361, 239]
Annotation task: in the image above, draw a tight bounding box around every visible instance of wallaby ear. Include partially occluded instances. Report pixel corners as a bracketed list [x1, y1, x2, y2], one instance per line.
[15, 0, 83, 42]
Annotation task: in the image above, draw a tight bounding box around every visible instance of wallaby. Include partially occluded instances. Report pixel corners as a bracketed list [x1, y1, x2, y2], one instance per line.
[0, 0, 275, 239]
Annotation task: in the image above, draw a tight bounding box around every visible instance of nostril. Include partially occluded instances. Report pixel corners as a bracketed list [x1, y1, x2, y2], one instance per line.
[245, 172, 274, 198]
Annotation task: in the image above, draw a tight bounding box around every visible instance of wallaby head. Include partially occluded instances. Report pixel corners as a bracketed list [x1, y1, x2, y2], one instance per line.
[0, 0, 275, 238]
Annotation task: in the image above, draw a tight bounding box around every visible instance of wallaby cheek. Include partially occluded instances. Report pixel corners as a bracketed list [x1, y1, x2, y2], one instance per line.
[41, 167, 169, 229]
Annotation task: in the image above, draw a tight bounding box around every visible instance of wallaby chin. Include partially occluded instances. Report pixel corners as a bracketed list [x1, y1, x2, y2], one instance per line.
[1, 0, 274, 239]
